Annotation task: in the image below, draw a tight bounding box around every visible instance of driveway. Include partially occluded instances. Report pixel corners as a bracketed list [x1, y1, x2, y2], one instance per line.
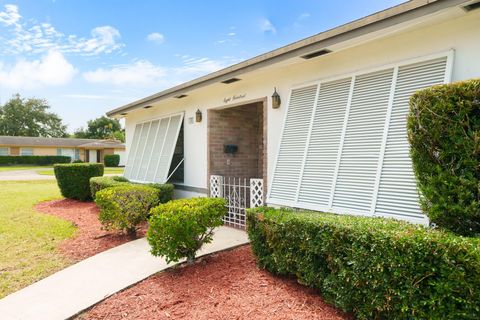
[0, 169, 55, 181]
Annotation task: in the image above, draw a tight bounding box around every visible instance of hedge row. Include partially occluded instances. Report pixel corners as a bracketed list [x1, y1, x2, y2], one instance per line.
[247, 207, 480, 320]
[0, 155, 71, 165]
[408, 79, 480, 236]
[90, 176, 130, 199]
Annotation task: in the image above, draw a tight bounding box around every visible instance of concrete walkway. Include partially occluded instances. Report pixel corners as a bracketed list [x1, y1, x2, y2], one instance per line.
[0, 227, 249, 320]
[0, 169, 121, 181]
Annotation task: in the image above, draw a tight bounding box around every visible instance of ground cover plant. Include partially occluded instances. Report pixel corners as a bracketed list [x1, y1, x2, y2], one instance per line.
[408, 79, 480, 236]
[54, 163, 104, 201]
[147, 197, 227, 263]
[247, 207, 480, 320]
[0, 180, 75, 298]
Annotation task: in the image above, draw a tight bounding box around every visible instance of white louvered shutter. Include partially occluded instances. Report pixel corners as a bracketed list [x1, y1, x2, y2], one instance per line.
[332, 69, 394, 212]
[145, 118, 169, 180]
[374, 57, 448, 220]
[124, 113, 184, 183]
[154, 114, 183, 183]
[297, 78, 352, 207]
[269, 85, 318, 202]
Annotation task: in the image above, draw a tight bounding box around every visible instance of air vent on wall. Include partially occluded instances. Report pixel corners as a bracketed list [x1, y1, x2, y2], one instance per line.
[463, 1, 480, 11]
[221, 77, 241, 84]
[120, 112, 128, 115]
[174, 94, 188, 99]
[143, 105, 153, 109]
[301, 49, 332, 60]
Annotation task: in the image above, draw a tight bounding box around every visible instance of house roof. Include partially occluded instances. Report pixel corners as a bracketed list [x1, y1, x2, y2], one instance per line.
[0, 136, 125, 149]
[106, 0, 470, 117]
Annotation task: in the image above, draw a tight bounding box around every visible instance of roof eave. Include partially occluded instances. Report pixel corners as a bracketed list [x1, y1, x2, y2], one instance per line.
[106, 0, 469, 117]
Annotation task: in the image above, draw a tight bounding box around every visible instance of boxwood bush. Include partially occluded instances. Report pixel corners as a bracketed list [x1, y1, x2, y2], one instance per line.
[103, 154, 120, 167]
[0, 155, 71, 165]
[408, 79, 480, 236]
[89, 176, 130, 199]
[247, 207, 480, 320]
[95, 184, 159, 237]
[54, 163, 104, 201]
[147, 183, 174, 204]
[147, 197, 227, 263]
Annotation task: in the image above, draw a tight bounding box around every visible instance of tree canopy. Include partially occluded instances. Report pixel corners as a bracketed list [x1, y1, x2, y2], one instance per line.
[74, 116, 124, 142]
[0, 94, 68, 137]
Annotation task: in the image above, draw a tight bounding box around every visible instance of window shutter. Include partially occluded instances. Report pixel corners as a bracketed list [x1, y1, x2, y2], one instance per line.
[332, 69, 394, 212]
[124, 113, 184, 183]
[374, 57, 448, 220]
[297, 78, 352, 207]
[269, 85, 318, 202]
[124, 123, 142, 179]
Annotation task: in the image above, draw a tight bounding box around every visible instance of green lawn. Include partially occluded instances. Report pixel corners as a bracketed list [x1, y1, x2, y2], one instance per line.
[0, 180, 75, 298]
[36, 167, 124, 176]
[0, 165, 51, 172]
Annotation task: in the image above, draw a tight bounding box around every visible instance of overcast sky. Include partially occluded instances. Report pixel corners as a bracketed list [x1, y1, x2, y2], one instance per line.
[0, 0, 403, 132]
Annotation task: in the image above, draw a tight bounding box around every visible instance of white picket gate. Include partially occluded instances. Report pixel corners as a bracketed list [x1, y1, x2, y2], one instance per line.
[210, 175, 264, 229]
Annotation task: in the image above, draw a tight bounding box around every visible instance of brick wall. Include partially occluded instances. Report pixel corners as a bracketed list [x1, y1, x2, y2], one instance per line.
[208, 102, 263, 179]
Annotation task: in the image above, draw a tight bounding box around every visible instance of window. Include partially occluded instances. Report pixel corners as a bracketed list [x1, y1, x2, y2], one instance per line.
[0, 147, 9, 156]
[124, 113, 184, 183]
[268, 53, 452, 224]
[74, 149, 80, 161]
[20, 148, 33, 156]
[56, 148, 62, 156]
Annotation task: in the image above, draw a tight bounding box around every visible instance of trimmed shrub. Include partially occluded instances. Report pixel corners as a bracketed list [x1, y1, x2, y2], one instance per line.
[72, 159, 83, 163]
[112, 175, 129, 182]
[408, 79, 480, 236]
[89, 176, 129, 199]
[247, 207, 480, 320]
[104, 154, 120, 167]
[0, 155, 71, 165]
[96, 184, 159, 237]
[147, 183, 174, 204]
[147, 197, 227, 263]
[54, 163, 104, 201]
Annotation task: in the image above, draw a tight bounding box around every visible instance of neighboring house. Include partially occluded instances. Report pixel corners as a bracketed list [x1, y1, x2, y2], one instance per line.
[0, 136, 126, 165]
[106, 0, 480, 227]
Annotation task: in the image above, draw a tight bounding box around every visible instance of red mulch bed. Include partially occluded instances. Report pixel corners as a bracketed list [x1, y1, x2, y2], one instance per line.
[35, 199, 147, 261]
[78, 246, 351, 320]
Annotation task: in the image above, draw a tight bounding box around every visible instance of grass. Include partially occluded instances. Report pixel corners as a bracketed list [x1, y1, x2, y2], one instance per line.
[0, 180, 75, 298]
[0, 165, 51, 172]
[36, 167, 124, 176]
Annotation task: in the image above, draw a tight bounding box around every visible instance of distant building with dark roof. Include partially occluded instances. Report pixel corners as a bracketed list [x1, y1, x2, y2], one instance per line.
[0, 136, 126, 165]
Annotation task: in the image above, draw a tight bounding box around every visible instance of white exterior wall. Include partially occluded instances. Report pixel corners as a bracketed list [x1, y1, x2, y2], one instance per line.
[123, 10, 480, 195]
[114, 149, 126, 166]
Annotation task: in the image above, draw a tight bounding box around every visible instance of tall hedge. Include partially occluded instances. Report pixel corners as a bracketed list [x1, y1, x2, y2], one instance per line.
[0, 155, 71, 165]
[54, 163, 104, 201]
[247, 207, 480, 319]
[104, 154, 120, 167]
[408, 79, 480, 236]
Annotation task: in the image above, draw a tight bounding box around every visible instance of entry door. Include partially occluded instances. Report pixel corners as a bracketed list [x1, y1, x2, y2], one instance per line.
[89, 150, 97, 163]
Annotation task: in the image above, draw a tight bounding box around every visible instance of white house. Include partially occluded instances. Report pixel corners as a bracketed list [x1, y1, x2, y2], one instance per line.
[107, 0, 480, 228]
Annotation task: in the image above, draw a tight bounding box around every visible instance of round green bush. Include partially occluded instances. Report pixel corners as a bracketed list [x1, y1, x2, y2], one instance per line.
[408, 79, 480, 236]
[54, 163, 104, 201]
[147, 197, 227, 263]
[104, 154, 120, 167]
[95, 184, 159, 237]
[89, 176, 129, 199]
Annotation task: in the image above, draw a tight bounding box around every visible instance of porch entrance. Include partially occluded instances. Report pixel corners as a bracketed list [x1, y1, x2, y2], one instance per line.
[208, 99, 267, 228]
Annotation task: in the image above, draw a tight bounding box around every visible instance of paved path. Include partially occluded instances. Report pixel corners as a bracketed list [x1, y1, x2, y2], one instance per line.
[0, 227, 249, 320]
[0, 169, 121, 181]
[0, 169, 55, 180]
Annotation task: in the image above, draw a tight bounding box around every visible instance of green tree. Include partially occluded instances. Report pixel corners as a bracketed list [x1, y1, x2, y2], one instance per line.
[0, 94, 68, 137]
[74, 116, 124, 142]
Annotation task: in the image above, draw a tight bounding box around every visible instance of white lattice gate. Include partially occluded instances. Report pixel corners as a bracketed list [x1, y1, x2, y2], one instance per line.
[210, 175, 264, 229]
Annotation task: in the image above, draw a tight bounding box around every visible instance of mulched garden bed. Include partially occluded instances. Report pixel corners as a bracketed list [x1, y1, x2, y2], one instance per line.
[36, 199, 147, 261]
[78, 246, 351, 320]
